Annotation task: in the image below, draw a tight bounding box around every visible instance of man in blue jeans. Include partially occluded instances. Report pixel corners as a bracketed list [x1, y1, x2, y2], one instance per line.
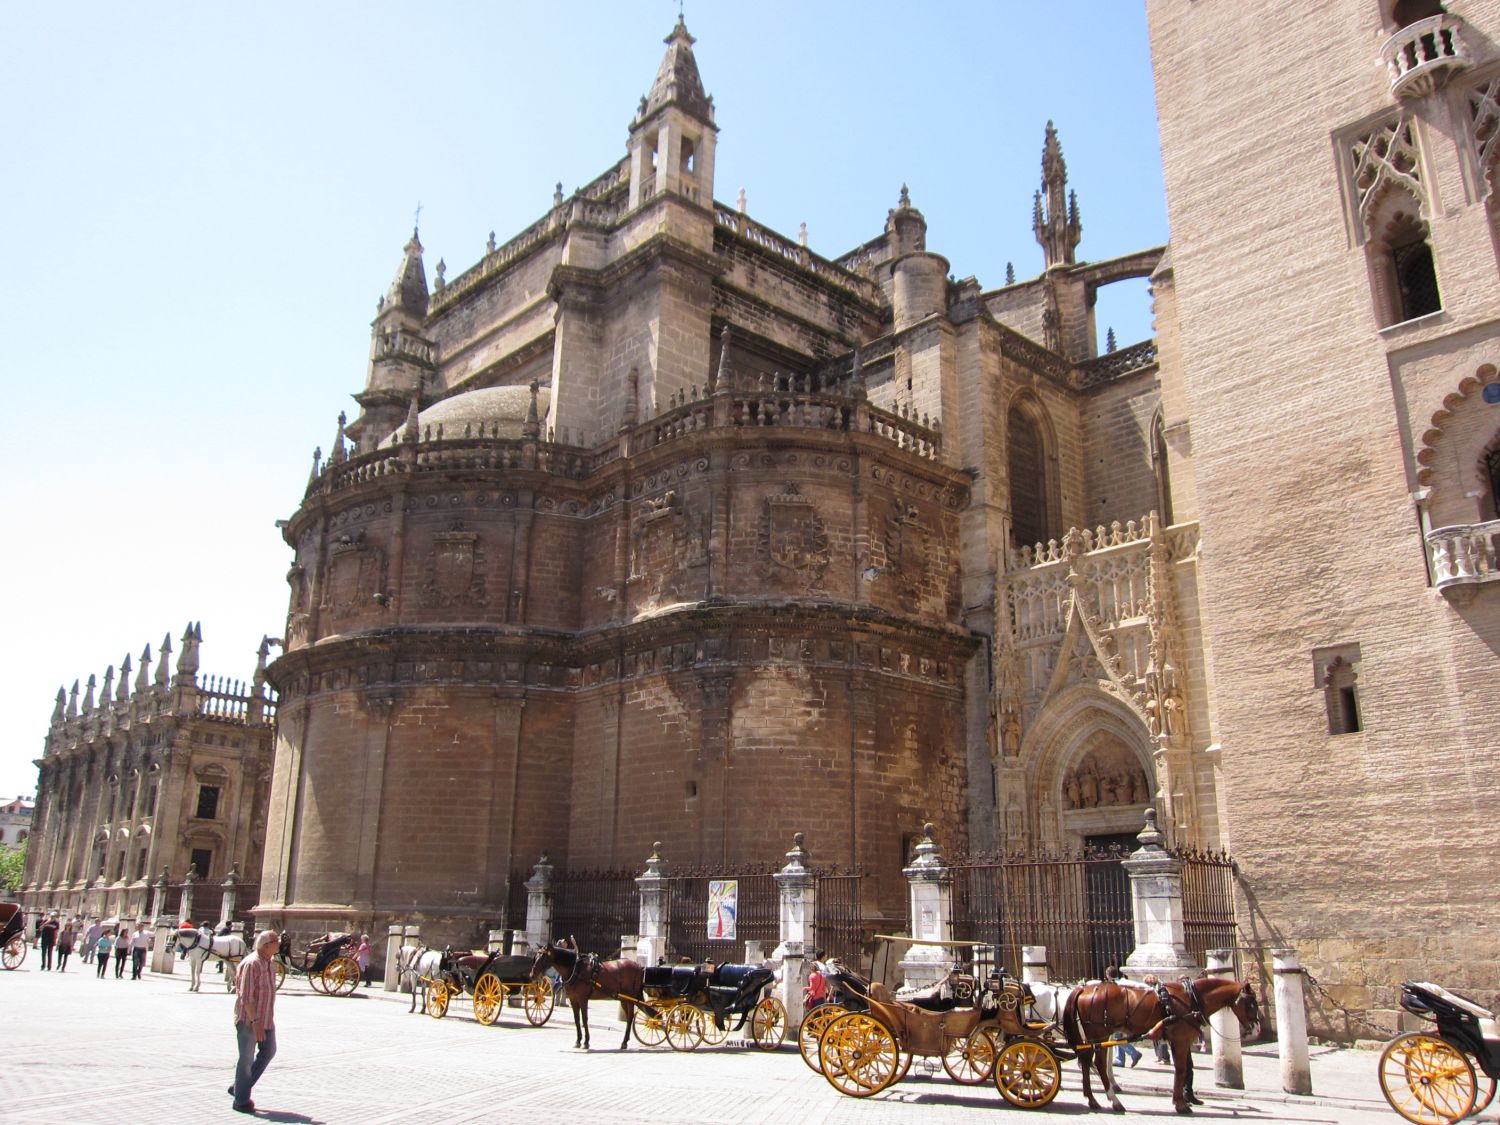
[230, 931, 280, 1113]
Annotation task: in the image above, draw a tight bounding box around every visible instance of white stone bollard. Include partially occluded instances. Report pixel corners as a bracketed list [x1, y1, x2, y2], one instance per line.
[153, 919, 175, 975]
[1206, 949, 1244, 1088]
[900, 822, 954, 991]
[1273, 948, 1313, 1095]
[384, 924, 403, 992]
[1022, 945, 1049, 984]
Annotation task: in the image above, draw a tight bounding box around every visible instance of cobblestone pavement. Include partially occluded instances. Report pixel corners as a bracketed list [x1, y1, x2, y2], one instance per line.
[0, 958, 1479, 1124]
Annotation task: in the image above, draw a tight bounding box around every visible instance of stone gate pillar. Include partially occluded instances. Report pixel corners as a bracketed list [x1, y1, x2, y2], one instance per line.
[525, 853, 555, 951]
[773, 833, 815, 1028]
[1121, 809, 1198, 977]
[1022, 945, 1049, 984]
[177, 866, 197, 927]
[1206, 949, 1244, 1088]
[901, 822, 953, 991]
[384, 924, 404, 991]
[1274, 948, 1313, 1095]
[635, 843, 669, 967]
[150, 868, 173, 974]
[219, 865, 239, 927]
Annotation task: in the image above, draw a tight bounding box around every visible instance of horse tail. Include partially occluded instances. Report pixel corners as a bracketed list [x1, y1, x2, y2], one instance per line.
[1061, 986, 1086, 1050]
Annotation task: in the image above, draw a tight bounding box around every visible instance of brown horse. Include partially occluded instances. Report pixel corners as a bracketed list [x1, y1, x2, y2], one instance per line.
[530, 943, 652, 1050]
[1063, 976, 1260, 1115]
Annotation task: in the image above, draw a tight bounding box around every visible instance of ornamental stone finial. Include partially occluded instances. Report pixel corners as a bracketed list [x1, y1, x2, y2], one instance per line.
[1135, 806, 1165, 853]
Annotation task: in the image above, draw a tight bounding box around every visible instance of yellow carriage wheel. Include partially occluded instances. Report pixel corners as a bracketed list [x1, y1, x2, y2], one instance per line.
[634, 1002, 670, 1047]
[749, 997, 787, 1050]
[472, 973, 504, 1025]
[993, 1037, 1062, 1109]
[323, 955, 362, 997]
[1379, 1032, 1477, 1125]
[799, 1004, 846, 1072]
[943, 1026, 998, 1084]
[523, 979, 556, 1026]
[308, 967, 325, 993]
[1475, 1073, 1497, 1116]
[425, 981, 451, 1020]
[2, 935, 26, 970]
[665, 1004, 706, 1051]
[700, 1010, 730, 1046]
[817, 1012, 901, 1098]
[272, 961, 286, 991]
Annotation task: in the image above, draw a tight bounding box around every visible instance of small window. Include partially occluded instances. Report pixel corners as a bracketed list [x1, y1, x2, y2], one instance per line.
[1392, 236, 1441, 320]
[196, 785, 220, 821]
[1314, 644, 1363, 736]
[135, 848, 148, 881]
[113, 853, 125, 882]
[190, 848, 213, 879]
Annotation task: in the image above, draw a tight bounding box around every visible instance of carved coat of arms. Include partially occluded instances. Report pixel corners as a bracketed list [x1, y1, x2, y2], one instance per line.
[757, 484, 830, 590]
[323, 531, 387, 620]
[419, 522, 488, 609]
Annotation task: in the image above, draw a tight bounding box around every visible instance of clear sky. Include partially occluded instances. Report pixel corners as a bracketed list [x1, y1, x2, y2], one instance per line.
[0, 1, 1165, 799]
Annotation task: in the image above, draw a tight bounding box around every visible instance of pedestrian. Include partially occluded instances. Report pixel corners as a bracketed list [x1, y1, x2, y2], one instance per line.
[114, 925, 131, 978]
[56, 918, 76, 972]
[95, 928, 114, 978]
[131, 924, 151, 979]
[38, 912, 59, 971]
[1142, 973, 1171, 1063]
[230, 930, 280, 1114]
[355, 933, 373, 986]
[82, 917, 100, 964]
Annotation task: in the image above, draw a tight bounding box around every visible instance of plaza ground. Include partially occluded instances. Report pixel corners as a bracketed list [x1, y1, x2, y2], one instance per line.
[0, 956, 1476, 1124]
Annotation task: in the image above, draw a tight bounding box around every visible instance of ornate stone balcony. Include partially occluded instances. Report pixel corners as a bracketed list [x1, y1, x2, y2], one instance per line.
[1382, 14, 1472, 100]
[1427, 519, 1500, 600]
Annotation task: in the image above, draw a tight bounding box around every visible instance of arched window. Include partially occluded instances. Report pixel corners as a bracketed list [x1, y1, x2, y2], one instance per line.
[1484, 441, 1500, 520]
[1008, 402, 1052, 550]
[1369, 200, 1442, 325]
[1392, 0, 1445, 29]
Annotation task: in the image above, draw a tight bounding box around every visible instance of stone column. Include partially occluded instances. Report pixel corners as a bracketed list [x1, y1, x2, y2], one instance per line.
[1121, 809, 1199, 977]
[900, 822, 954, 991]
[524, 853, 555, 951]
[148, 868, 167, 923]
[635, 842, 669, 967]
[153, 917, 176, 975]
[1022, 945, 1049, 984]
[384, 924, 404, 991]
[400, 925, 421, 993]
[1206, 949, 1244, 1088]
[1273, 948, 1313, 1095]
[177, 866, 197, 926]
[219, 865, 239, 927]
[773, 833, 816, 1029]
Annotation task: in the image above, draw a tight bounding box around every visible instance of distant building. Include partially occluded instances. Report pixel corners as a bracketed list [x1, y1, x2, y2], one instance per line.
[0, 795, 32, 849]
[21, 626, 275, 923]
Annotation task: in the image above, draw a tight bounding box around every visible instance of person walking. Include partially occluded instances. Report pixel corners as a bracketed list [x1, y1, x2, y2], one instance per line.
[131, 924, 150, 979]
[55, 919, 76, 972]
[114, 925, 131, 978]
[82, 917, 101, 965]
[355, 933, 373, 987]
[95, 928, 114, 978]
[230, 931, 280, 1114]
[38, 912, 59, 971]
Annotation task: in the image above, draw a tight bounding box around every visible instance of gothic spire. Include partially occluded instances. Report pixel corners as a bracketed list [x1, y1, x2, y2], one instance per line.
[156, 632, 172, 687]
[82, 673, 96, 713]
[641, 16, 714, 126]
[52, 686, 66, 725]
[117, 654, 132, 702]
[67, 679, 79, 719]
[176, 621, 201, 681]
[136, 644, 152, 694]
[383, 227, 430, 319]
[1033, 121, 1082, 268]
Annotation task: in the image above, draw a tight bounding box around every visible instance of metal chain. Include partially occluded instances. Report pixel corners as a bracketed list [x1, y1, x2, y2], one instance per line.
[1302, 968, 1395, 1040]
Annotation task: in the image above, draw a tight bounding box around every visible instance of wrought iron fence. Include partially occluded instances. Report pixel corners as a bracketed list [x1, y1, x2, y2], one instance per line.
[552, 868, 638, 956]
[1178, 848, 1239, 975]
[950, 847, 1133, 981]
[664, 864, 780, 964]
[813, 871, 871, 967]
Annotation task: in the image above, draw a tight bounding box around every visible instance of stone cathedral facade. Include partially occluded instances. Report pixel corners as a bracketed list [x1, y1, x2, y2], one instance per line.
[258, 18, 1205, 943]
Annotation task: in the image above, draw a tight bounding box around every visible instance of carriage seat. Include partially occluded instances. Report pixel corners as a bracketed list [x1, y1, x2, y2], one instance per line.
[1409, 982, 1500, 1040]
[486, 955, 533, 982]
[713, 964, 761, 989]
[643, 964, 708, 996]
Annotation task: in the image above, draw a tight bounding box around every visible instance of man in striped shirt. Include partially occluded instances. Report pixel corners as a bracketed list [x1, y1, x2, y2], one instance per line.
[230, 930, 280, 1113]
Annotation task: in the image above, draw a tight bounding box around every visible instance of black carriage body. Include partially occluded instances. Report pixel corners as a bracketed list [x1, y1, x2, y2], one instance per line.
[1400, 982, 1500, 1080]
[0, 903, 24, 946]
[458, 951, 535, 992]
[644, 963, 775, 1027]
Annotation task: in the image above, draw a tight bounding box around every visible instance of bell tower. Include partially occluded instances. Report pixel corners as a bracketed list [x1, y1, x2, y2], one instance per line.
[627, 17, 717, 209]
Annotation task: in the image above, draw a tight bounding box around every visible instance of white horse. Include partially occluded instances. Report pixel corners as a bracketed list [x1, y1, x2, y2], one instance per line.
[398, 945, 449, 1013]
[174, 929, 246, 992]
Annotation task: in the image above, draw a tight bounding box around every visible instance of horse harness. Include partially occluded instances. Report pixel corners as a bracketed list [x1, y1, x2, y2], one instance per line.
[1144, 975, 1206, 1039]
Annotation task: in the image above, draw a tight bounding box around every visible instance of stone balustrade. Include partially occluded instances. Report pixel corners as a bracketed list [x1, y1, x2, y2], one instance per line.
[1426, 519, 1500, 596]
[1382, 14, 1472, 99]
[715, 207, 881, 304]
[1076, 339, 1158, 389]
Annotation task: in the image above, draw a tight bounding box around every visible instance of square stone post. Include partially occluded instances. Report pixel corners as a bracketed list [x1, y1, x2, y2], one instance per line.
[773, 832, 816, 1029]
[524, 853, 555, 951]
[148, 867, 167, 922]
[177, 866, 197, 927]
[1273, 948, 1313, 1095]
[635, 842, 669, 967]
[219, 865, 239, 927]
[1206, 949, 1244, 1088]
[1121, 809, 1199, 977]
[1022, 945, 1049, 984]
[399, 925, 421, 993]
[384, 924, 404, 991]
[149, 868, 173, 974]
[900, 822, 954, 991]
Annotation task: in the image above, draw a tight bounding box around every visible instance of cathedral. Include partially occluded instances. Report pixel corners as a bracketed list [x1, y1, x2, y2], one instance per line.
[256, 18, 1199, 941]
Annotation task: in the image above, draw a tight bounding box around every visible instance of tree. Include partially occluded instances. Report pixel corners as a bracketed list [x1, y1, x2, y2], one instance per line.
[0, 842, 26, 895]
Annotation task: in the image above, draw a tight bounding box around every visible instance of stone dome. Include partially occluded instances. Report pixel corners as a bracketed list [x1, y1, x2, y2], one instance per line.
[381, 384, 549, 446]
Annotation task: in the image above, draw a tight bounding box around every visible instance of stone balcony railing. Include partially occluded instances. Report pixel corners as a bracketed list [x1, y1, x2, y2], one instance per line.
[1427, 519, 1500, 598]
[1382, 14, 1472, 99]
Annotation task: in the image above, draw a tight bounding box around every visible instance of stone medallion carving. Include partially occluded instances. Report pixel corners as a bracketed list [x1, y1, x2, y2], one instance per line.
[884, 501, 929, 608]
[1062, 745, 1150, 810]
[418, 520, 489, 609]
[756, 483, 830, 591]
[629, 490, 707, 601]
[323, 530, 387, 620]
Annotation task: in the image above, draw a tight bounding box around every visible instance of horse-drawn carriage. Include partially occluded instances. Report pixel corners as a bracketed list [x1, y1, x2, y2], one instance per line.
[422, 949, 556, 1027]
[1379, 981, 1500, 1124]
[0, 903, 26, 970]
[812, 966, 1070, 1107]
[274, 931, 362, 996]
[633, 962, 787, 1051]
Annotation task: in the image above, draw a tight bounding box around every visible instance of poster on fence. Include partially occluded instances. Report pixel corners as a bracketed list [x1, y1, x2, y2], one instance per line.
[707, 879, 738, 940]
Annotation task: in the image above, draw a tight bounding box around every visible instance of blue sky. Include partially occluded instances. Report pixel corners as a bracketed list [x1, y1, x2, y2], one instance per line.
[0, 1, 1165, 799]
